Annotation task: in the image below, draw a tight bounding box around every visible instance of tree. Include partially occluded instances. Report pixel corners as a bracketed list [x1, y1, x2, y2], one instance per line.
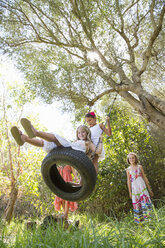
[0, 0, 165, 129]
[0, 83, 21, 223]
[0, 78, 46, 222]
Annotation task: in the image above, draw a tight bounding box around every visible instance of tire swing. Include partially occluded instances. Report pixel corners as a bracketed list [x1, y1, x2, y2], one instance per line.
[41, 94, 117, 201]
[41, 147, 97, 201]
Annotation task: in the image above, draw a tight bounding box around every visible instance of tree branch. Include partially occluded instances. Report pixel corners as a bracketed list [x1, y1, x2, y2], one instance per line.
[70, 0, 95, 46]
[150, 0, 156, 29]
[88, 89, 117, 106]
[2, 94, 15, 183]
[139, 3, 165, 75]
[139, 90, 165, 115]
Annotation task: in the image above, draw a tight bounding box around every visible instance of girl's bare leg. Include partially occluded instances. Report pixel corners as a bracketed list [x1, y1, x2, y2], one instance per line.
[22, 134, 44, 147]
[62, 200, 65, 212]
[93, 155, 99, 174]
[36, 131, 62, 146]
[64, 201, 69, 220]
[25, 122, 63, 146]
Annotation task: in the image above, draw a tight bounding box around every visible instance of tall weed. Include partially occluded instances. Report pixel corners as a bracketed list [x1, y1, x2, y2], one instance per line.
[0, 205, 164, 248]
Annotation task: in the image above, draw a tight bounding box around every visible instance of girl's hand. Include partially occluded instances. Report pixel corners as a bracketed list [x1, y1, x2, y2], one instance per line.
[100, 122, 105, 129]
[129, 193, 132, 199]
[85, 141, 90, 146]
[100, 116, 112, 136]
[85, 141, 90, 152]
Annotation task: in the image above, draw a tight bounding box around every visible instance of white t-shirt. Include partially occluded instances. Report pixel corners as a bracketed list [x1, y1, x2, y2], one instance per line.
[90, 124, 105, 161]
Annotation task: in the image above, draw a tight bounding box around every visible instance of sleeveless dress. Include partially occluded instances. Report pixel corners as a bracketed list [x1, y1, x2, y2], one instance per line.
[90, 124, 105, 161]
[43, 133, 86, 153]
[54, 165, 78, 212]
[129, 165, 152, 223]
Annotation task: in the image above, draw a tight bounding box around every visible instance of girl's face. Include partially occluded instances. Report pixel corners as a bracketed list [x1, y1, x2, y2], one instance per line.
[128, 154, 136, 165]
[77, 127, 87, 140]
[85, 117, 96, 127]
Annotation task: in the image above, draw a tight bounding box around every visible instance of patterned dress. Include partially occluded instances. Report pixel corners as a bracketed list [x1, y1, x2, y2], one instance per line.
[54, 165, 78, 212]
[129, 165, 152, 223]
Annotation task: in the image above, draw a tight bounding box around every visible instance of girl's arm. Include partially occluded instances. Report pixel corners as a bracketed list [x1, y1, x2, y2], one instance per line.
[95, 136, 103, 154]
[126, 169, 132, 199]
[85, 137, 103, 155]
[140, 165, 153, 197]
[100, 116, 112, 136]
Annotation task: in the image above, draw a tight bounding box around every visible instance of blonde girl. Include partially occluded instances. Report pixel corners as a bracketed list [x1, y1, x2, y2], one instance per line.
[11, 118, 103, 159]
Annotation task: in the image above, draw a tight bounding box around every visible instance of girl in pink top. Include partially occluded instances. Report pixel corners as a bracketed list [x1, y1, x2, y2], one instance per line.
[54, 165, 78, 219]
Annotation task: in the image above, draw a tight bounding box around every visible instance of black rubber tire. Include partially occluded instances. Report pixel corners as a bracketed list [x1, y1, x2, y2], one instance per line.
[41, 147, 97, 201]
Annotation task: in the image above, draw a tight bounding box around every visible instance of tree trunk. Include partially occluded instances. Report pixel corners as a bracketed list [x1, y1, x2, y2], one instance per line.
[3, 183, 18, 223]
[119, 91, 165, 130]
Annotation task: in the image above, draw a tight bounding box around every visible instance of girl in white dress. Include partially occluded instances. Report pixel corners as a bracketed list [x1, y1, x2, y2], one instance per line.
[11, 118, 103, 158]
[85, 112, 112, 173]
[126, 152, 153, 224]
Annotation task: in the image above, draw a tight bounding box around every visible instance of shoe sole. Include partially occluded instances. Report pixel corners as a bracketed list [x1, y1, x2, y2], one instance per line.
[11, 126, 24, 146]
[21, 118, 35, 138]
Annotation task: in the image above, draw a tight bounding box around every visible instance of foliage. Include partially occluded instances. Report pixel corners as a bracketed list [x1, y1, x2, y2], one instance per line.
[13, 146, 55, 217]
[0, 204, 165, 248]
[0, 0, 165, 129]
[0, 125, 55, 218]
[0, 81, 55, 219]
[79, 102, 165, 217]
[1, 82, 164, 220]
[1, 76, 164, 221]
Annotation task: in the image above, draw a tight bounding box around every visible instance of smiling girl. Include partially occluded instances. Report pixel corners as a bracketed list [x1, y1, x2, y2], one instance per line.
[126, 152, 153, 224]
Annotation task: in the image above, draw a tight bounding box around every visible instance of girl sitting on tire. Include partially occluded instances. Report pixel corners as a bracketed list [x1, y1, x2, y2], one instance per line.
[10, 118, 103, 159]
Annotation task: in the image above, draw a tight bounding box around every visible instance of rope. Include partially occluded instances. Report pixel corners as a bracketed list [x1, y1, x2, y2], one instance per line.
[105, 93, 117, 124]
[91, 93, 117, 160]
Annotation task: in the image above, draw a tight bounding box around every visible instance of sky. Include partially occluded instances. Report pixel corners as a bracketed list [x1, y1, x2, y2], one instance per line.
[0, 55, 76, 140]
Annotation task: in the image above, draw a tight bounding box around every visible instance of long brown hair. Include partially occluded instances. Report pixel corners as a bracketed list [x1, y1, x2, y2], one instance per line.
[76, 125, 91, 141]
[127, 152, 139, 165]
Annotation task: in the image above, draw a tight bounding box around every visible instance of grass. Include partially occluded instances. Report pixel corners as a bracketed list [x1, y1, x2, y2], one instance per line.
[0, 205, 165, 248]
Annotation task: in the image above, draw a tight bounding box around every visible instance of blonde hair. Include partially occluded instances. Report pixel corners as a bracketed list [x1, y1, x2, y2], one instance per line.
[76, 125, 91, 141]
[127, 152, 139, 165]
